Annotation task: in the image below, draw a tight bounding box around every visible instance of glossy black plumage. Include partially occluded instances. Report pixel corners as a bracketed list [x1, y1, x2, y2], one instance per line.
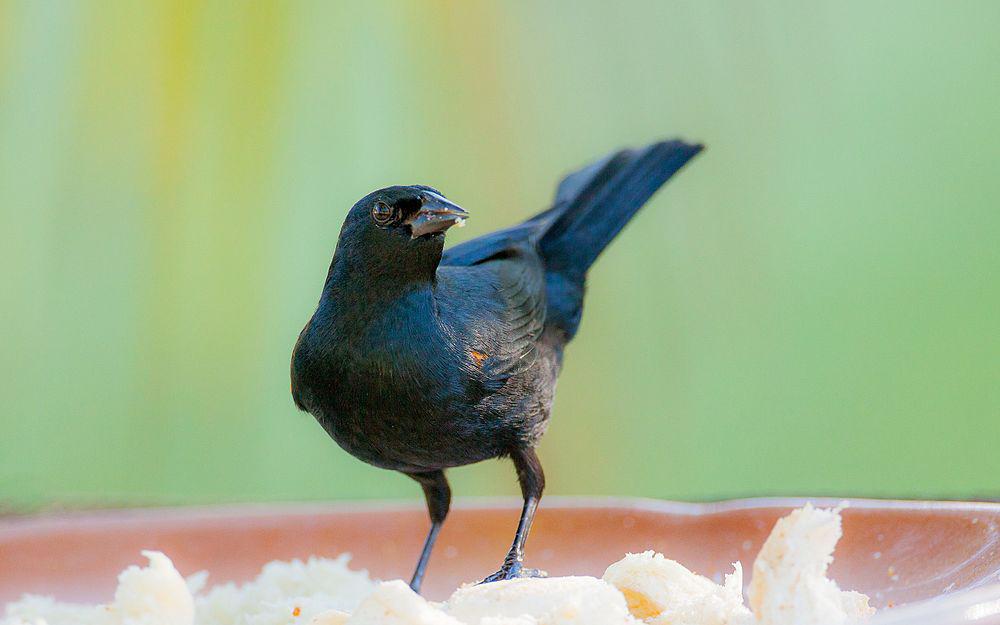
[291, 139, 703, 591]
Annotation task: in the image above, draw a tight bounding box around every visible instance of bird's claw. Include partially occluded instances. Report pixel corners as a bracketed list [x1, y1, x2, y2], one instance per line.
[481, 561, 548, 584]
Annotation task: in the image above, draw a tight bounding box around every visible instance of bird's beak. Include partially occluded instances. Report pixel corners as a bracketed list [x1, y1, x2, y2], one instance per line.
[405, 192, 470, 239]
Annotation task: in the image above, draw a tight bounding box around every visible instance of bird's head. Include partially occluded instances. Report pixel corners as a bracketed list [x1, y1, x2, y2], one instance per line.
[331, 185, 469, 284]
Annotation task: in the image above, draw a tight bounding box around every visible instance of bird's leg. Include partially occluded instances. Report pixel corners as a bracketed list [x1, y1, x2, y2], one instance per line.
[482, 447, 547, 583]
[406, 469, 451, 593]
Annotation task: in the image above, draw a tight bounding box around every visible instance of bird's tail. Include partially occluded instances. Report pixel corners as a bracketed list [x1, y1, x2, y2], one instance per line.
[538, 139, 703, 278]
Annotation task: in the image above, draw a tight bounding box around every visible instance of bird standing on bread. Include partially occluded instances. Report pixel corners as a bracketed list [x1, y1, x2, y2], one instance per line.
[291, 139, 703, 592]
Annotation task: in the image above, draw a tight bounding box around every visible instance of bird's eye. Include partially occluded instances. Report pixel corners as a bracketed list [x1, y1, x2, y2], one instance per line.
[371, 201, 395, 226]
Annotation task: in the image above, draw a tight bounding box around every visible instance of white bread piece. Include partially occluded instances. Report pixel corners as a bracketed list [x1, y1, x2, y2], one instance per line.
[748, 504, 875, 625]
[2, 551, 197, 625]
[2, 551, 194, 625]
[193, 553, 375, 624]
[603, 551, 752, 625]
[444, 576, 639, 625]
[346, 580, 462, 625]
[108, 551, 195, 625]
[311, 609, 351, 625]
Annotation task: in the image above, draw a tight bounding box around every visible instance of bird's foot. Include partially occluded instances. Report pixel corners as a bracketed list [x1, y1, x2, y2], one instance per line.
[481, 560, 548, 584]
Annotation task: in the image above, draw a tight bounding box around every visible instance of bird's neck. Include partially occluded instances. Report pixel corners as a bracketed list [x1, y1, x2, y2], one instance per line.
[324, 250, 438, 302]
[308, 236, 444, 344]
[313, 252, 437, 336]
[326, 232, 443, 291]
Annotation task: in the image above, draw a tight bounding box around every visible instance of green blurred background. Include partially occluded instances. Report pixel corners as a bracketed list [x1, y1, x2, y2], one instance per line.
[1, 1, 998, 510]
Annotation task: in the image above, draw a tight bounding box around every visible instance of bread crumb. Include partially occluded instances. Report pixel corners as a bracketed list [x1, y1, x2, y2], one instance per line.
[749, 504, 875, 625]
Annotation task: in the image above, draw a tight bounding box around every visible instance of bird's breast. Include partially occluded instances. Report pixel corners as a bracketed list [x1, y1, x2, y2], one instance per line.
[292, 291, 512, 471]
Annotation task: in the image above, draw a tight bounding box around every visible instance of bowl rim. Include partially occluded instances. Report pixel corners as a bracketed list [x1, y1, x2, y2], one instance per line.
[3, 495, 1000, 533]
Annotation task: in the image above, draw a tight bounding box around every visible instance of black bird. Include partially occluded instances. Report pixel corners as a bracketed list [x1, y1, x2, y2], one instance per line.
[291, 139, 703, 592]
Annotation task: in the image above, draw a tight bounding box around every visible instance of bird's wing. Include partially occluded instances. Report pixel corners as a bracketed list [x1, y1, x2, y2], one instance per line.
[440, 241, 547, 391]
[483, 251, 547, 382]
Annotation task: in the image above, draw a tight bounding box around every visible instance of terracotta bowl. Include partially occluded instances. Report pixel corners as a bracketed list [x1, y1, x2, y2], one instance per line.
[2, 497, 999, 614]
